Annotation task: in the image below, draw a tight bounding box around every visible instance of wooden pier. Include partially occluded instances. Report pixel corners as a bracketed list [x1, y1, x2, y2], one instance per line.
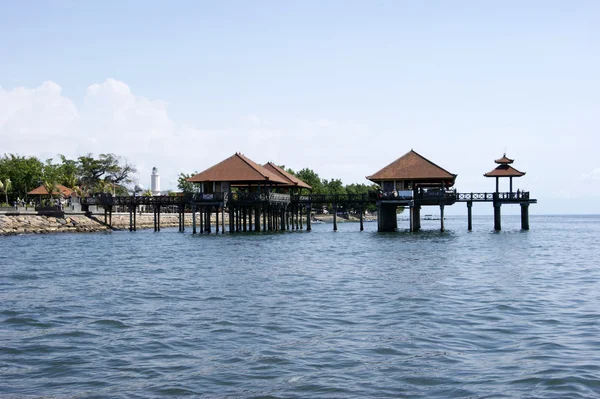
[82, 151, 537, 234]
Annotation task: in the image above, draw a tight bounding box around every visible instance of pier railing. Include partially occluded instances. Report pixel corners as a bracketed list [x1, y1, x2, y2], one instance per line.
[456, 191, 531, 202]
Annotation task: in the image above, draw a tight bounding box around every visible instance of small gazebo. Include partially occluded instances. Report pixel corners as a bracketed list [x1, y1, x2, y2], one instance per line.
[27, 184, 73, 198]
[484, 154, 525, 194]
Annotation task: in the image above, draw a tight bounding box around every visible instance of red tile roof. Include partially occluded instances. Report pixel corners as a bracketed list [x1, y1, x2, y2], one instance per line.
[366, 150, 457, 182]
[484, 165, 526, 177]
[494, 154, 514, 164]
[263, 162, 312, 189]
[187, 153, 289, 184]
[27, 184, 74, 196]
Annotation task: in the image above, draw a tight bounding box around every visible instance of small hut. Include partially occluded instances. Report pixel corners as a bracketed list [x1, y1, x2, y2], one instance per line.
[27, 184, 73, 199]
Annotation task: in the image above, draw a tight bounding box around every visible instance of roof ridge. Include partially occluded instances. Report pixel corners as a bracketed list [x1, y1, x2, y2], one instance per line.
[410, 149, 457, 178]
[237, 152, 271, 179]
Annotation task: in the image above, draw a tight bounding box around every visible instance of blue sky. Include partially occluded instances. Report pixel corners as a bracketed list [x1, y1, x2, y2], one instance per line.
[1, 1, 599, 214]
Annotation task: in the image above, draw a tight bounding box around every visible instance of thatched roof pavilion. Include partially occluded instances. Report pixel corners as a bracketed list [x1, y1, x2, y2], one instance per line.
[367, 149, 457, 191]
[187, 153, 289, 192]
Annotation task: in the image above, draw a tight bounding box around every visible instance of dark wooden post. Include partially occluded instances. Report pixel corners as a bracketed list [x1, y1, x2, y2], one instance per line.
[359, 204, 364, 231]
[299, 205, 303, 230]
[440, 204, 445, 232]
[467, 201, 473, 231]
[333, 200, 338, 231]
[153, 205, 157, 232]
[306, 204, 311, 231]
[262, 204, 267, 231]
[192, 204, 197, 234]
[494, 202, 501, 231]
[216, 207, 219, 233]
[133, 204, 137, 231]
[129, 205, 133, 232]
[206, 207, 211, 233]
[199, 206, 204, 233]
[249, 206, 253, 231]
[243, 206, 247, 232]
[521, 203, 529, 230]
[157, 204, 161, 232]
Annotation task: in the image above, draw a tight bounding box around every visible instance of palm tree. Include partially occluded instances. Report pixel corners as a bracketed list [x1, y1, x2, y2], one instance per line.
[0, 178, 11, 205]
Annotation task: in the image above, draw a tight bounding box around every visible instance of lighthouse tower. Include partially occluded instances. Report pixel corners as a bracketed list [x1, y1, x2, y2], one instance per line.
[151, 167, 160, 195]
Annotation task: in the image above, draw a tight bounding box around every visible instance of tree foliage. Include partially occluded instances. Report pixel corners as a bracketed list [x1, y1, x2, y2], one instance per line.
[0, 153, 137, 202]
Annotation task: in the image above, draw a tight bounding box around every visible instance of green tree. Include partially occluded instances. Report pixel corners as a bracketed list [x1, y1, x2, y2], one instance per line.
[0, 154, 44, 200]
[77, 153, 137, 193]
[294, 168, 324, 194]
[0, 178, 11, 205]
[177, 172, 200, 194]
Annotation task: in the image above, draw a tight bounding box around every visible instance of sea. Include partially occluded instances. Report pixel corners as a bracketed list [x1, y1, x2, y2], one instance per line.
[1, 215, 600, 398]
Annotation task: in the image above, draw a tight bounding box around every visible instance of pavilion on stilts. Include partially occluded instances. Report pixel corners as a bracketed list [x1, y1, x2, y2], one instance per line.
[186, 153, 312, 233]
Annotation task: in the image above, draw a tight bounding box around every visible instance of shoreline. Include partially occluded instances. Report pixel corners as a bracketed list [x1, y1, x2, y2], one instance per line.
[0, 212, 378, 236]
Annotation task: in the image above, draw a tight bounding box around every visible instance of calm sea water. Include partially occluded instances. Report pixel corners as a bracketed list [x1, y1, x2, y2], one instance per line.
[1, 215, 600, 398]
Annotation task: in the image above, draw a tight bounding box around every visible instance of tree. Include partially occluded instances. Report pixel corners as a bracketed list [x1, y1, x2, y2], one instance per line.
[177, 172, 200, 194]
[0, 178, 11, 205]
[0, 154, 44, 200]
[77, 153, 137, 193]
[294, 168, 324, 194]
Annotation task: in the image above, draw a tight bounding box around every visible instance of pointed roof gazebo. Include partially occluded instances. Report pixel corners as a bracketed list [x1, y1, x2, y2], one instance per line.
[27, 184, 73, 197]
[263, 162, 312, 191]
[187, 153, 289, 191]
[484, 153, 526, 193]
[366, 149, 457, 189]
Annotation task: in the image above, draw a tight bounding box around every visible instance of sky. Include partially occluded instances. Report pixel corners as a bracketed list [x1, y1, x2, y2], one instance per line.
[1, 1, 598, 214]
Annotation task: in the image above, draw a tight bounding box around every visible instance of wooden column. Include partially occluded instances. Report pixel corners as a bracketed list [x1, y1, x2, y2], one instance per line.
[249, 206, 253, 231]
[199, 206, 204, 233]
[262, 205, 267, 231]
[216, 207, 219, 234]
[467, 201, 473, 231]
[521, 203, 529, 230]
[359, 204, 364, 231]
[243, 206, 247, 232]
[440, 204, 445, 232]
[299, 205, 303, 230]
[206, 207, 211, 233]
[153, 205, 157, 232]
[306, 204, 311, 231]
[496, 177, 499, 193]
[333, 203, 338, 231]
[494, 202, 502, 231]
[221, 206, 225, 234]
[129, 206, 133, 232]
[229, 207, 234, 233]
[192, 204, 197, 234]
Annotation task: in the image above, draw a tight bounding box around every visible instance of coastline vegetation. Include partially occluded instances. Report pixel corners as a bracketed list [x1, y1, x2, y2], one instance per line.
[0, 153, 136, 205]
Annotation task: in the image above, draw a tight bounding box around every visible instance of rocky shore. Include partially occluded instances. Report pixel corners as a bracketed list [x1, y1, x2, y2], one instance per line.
[0, 215, 111, 236]
[0, 212, 378, 236]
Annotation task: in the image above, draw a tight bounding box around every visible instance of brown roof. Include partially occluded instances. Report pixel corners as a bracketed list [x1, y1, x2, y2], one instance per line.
[263, 162, 312, 189]
[484, 164, 526, 178]
[495, 154, 514, 164]
[366, 150, 457, 182]
[187, 153, 289, 184]
[27, 184, 74, 196]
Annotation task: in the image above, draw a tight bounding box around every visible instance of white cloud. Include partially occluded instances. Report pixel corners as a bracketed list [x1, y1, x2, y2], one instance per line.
[1, 79, 598, 216]
[581, 168, 600, 182]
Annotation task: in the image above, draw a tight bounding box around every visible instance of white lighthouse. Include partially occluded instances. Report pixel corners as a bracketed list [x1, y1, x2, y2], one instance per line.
[151, 167, 160, 195]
